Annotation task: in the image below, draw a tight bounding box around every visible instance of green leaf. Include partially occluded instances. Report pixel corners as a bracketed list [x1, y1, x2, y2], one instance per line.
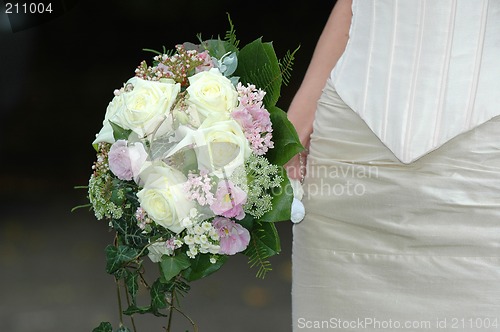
[237, 213, 255, 231]
[201, 38, 238, 60]
[255, 221, 281, 255]
[266, 105, 304, 166]
[125, 270, 139, 305]
[92, 322, 113, 332]
[109, 121, 132, 141]
[123, 305, 151, 316]
[234, 38, 282, 108]
[260, 167, 293, 222]
[150, 279, 169, 311]
[116, 326, 131, 332]
[244, 222, 281, 278]
[105, 245, 140, 274]
[111, 217, 149, 248]
[159, 253, 191, 282]
[182, 254, 228, 282]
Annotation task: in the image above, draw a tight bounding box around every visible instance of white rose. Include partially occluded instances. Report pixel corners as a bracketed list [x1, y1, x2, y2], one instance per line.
[186, 68, 238, 122]
[93, 91, 125, 144]
[193, 119, 251, 178]
[137, 162, 193, 233]
[94, 77, 180, 144]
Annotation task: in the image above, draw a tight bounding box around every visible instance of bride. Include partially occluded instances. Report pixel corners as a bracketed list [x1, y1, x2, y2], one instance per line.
[287, 0, 500, 330]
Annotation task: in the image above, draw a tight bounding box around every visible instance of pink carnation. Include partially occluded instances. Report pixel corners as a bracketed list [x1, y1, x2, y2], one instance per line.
[108, 140, 148, 182]
[210, 180, 247, 220]
[213, 217, 250, 255]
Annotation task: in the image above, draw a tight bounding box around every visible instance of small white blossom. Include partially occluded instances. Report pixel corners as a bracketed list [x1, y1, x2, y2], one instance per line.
[184, 235, 195, 245]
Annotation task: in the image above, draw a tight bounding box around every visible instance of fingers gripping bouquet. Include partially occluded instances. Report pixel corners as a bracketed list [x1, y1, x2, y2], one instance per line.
[86, 19, 302, 331]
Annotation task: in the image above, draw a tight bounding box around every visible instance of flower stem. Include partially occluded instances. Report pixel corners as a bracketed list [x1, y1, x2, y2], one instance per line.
[116, 278, 124, 325]
[167, 289, 175, 332]
[172, 305, 198, 332]
[124, 283, 138, 332]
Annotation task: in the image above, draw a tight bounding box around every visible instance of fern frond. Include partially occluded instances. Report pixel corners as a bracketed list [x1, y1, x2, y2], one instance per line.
[278, 45, 300, 86]
[224, 13, 239, 49]
[239, 63, 279, 108]
[245, 226, 274, 279]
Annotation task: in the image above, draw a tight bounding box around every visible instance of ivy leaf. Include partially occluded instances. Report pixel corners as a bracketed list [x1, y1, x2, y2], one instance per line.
[125, 270, 139, 305]
[123, 305, 151, 316]
[105, 245, 140, 274]
[182, 254, 228, 282]
[150, 279, 169, 311]
[116, 326, 132, 332]
[92, 322, 112, 332]
[111, 218, 149, 248]
[159, 253, 191, 283]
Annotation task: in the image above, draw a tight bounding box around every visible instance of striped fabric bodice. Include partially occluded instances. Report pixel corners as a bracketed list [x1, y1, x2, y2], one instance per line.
[331, 0, 500, 163]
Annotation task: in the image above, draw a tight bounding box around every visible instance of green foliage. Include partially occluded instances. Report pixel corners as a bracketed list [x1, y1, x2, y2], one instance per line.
[124, 270, 139, 305]
[111, 218, 149, 248]
[244, 221, 281, 279]
[150, 279, 169, 312]
[105, 245, 140, 274]
[260, 166, 293, 222]
[159, 253, 191, 282]
[266, 105, 304, 166]
[198, 15, 239, 60]
[92, 322, 112, 332]
[234, 38, 282, 108]
[183, 254, 228, 282]
[224, 13, 239, 50]
[279, 45, 300, 87]
[109, 121, 132, 141]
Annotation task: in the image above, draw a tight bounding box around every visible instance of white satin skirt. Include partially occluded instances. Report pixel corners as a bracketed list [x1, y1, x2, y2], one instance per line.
[292, 80, 500, 331]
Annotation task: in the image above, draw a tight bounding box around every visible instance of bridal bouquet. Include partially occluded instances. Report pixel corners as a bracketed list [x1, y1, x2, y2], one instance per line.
[83, 18, 303, 332]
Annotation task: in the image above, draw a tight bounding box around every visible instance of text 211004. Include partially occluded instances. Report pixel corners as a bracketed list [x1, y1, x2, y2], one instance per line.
[5, 3, 53, 14]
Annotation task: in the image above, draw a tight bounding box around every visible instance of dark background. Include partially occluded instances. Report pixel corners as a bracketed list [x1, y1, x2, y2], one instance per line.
[0, 1, 334, 331]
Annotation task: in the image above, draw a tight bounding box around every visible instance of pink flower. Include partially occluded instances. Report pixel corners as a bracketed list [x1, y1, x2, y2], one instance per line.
[195, 51, 214, 73]
[184, 170, 215, 206]
[231, 108, 253, 128]
[232, 83, 274, 155]
[108, 140, 148, 182]
[210, 180, 247, 220]
[213, 217, 250, 255]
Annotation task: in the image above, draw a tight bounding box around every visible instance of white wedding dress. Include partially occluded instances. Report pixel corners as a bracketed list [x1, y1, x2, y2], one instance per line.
[292, 1, 500, 331]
